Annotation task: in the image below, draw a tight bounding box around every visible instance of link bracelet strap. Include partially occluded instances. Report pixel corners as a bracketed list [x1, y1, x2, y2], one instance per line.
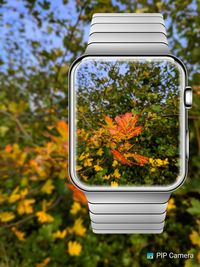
[85, 13, 171, 234]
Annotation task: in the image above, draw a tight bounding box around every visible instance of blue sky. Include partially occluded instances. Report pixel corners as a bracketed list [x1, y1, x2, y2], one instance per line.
[0, 0, 197, 72]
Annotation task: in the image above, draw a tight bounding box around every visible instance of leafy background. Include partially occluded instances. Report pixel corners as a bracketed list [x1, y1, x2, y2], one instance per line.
[75, 59, 180, 186]
[0, 0, 199, 266]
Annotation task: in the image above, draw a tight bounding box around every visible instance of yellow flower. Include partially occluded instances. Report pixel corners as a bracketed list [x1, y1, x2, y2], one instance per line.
[97, 148, 103, 156]
[150, 167, 156, 173]
[155, 159, 163, 167]
[163, 158, 169, 165]
[94, 165, 103, 172]
[189, 230, 200, 247]
[72, 218, 86, 236]
[17, 199, 35, 215]
[79, 152, 89, 161]
[112, 160, 118, 167]
[68, 241, 82, 256]
[8, 187, 20, 203]
[149, 158, 154, 164]
[111, 181, 118, 187]
[41, 180, 55, 195]
[167, 198, 176, 211]
[113, 169, 120, 179]
[149, 158, 169, 168]
[0, 191, 6, 204]
[103, 175, 111, 180]
[36, 211, 54, 224]
[11, 227, 25, 241]
[52, 229, 67, 239]
[36, 257, 51, 267]
[76, 165, 82, 171]
[197, 251, 200, 264]
[80, 174, 88, 181]
[83, 158, 93, 167]
[70, 202, 81, 215]
[0, 211, 15, 222]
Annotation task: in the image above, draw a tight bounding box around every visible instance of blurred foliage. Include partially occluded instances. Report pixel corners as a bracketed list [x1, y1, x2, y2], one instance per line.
[0, 0, 199, 266]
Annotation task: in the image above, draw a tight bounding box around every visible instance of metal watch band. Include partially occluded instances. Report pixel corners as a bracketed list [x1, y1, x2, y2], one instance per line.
[86, 192, 171, 234]
[85, 13, 171, 234]
[86, 13, 171, 55]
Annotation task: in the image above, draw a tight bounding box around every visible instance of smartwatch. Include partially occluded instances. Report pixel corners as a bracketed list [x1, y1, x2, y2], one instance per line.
[69, 13, 192, 234]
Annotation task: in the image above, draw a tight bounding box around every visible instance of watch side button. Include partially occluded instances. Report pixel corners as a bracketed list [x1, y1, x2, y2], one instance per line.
[184, 86, 192, 109]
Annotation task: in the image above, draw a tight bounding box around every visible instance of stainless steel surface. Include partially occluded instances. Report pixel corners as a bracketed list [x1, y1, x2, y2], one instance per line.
[88, 202, 167, 214]
[90, 23, 166, 34]
[93, 13, 163, 17]
[92, 16, 164, 24]
[86, 192, 171, 203]
[90, 213, 166, 223]
[93, 229, 163, 234]
[91, 221, 165, 230]
[88, 33, 168, 44]
[186, 130, 189, 160]
[86, 43, 170, 54]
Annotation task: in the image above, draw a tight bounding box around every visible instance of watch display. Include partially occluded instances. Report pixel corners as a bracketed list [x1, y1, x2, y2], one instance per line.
[70, 56, 185, 187]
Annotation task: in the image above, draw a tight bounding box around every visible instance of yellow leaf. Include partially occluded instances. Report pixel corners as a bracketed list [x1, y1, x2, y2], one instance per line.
[94, 165, 103, 172]
[113, 169, 120, 179]
[36, 211, 54, 224]
[111, 181, 118, 187]
[52, 229, 67, 239]
[0, 126, 9, 137]
[11, 227, 25, 241]
[83, 158, 93, 167]
[17, 199, 35, 215]
[0, 191, 6, 204]
[0, 212, 15, 222]
[189, 230, 200, 247]
[36, 257, 51, 267]
[97, 148, 103, 156]
[8, 187, 20, 203]
[69, 218, 86, 237]
[76, 165, 82, 171]
[167, 198, 176, 211]
[70, 202, 81, 215]
[41, 180, 54, 195]
[68, 241, 82, 256]
[103, 175, 111, 180]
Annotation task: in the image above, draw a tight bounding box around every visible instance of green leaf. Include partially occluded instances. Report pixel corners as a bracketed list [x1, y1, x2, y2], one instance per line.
[187, 199, 200, 216]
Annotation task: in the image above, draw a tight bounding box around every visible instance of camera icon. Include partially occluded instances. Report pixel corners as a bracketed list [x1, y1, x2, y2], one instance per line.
[147, 252, 154, 259]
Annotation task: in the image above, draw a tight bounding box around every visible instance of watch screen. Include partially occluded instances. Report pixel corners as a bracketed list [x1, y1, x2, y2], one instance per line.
[70, 56, 185, 187]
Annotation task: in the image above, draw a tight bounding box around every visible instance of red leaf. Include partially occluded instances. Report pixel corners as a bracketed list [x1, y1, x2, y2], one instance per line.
[111, 149, 132, 166]
[131, 154, 149, 166]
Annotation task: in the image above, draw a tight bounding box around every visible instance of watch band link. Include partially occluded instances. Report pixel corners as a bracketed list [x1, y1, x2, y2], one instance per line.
[85, 13, 171, 234]
[86, 13, 170, 55]
[86, 192, 171, 234]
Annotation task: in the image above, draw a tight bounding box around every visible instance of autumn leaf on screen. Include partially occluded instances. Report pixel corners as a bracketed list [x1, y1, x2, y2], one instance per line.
[105, 113, 149, 166]
[105, 112, 142, 141]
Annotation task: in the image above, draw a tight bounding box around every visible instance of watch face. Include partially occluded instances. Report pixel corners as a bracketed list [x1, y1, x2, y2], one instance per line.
[69, 56, 186, 189]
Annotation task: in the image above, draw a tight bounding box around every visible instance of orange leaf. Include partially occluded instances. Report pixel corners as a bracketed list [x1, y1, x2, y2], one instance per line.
[5, 144, 12, 153]
[111, 149, 132, 166]
[105, 116, 114, 127]
[107, 112, 142, 141]
[56, 121, 68, 139]
[131, 154, 149, 166]
[67, 184, 87, 205]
